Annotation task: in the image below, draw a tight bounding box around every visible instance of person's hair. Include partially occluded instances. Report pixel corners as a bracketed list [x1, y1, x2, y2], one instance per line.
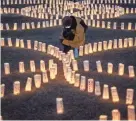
[62, 16, 72, 27]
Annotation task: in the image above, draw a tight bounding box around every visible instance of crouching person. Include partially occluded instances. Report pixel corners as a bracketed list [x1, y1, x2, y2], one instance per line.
[60, 16, 88, 54]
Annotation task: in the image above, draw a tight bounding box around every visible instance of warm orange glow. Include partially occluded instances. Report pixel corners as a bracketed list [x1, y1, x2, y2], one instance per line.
[126, 89, 134, 104]
[102, 84, 109, 100]
[34, 74, 41, 88]
[127, 105, 135, 120]
[111, 87, 119, 103]
[19, 62, 25, 73]
[25, 77, 32, 91]
[96, 60, 102, 73]
[88, 78, 94, 93]
[128, 66, 135, 78]
[13, 81, 20, 95]
[112, 109, 120, 120]
[0, 84, 5, 98]
[99, 115, 108, 120]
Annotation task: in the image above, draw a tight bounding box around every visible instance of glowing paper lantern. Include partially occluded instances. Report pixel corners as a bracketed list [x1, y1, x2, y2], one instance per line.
[56, 98, 64, 114]
[102, 21, 105, 28]
[128, 23, 132, 30]
[1, 38, 5, 46]
[79, 46, 84, 56]
[102, 84, 109, 99]
[95, 81, 101, 96]
[13, 81, 20, 95]
[40, 60, 46, 72]
[26, 23, 30, 29]
[112, 109, 121, 120]
[42, 71, 48, 83]
[108, 40, 113, 50]
[8, 38, 12, 47]
[22, 23, 25, 30]
[118, 63, 124, 76]
[88, 78, 94, 93]
[98, 42, 102, 51]
[121, 22, 124, 30]
[67, 67, 72, 82]
[15, 38, 20, 47]
[84, 44, 89, 55]
[49, 59, 54, 70]
[34, 74, 41, 88]
[0, 84, 5, 98]
[74, 73, 80, 87]
[50, 67, 56, 79]
[27, 40, 31, 49]
[70, 71, 75, 84]
[113, 22, 117, 29]
[0, 115, 3, 120]
[72, 60, 78, 71]
[25, 77, 32, 91]
[6, 23, 10, 30]
[53, 63, 57, 75]
[99, 115, 108, 120]
[126, 89, 134, 105]
[13, 23, 17, 30]
[20, 39, 24, 48]
[127, 105, 135, 120]
[128, 66, 135, 78]
[111, 86, 119, 102]
[19, 62, 25, 73]
[107, 62, 113, 74]
[83, 60, 90, 72]
[124, 38, 128, 48]
[113, 39, 117, 49]
[38, 42, 42, 51]
[34, 41, 38, 50]
[4, 63, 10, 74]
[93, 42, 97, 52]
[30, 60, 36, 72]
[103, 41, 108, 50]
[80, 76, 86, 91]
[96, 60, 103, 73]
[88, 43, 93, 53]
[128, 38, 133, 47]
[118, 39, 123, 48]
[42, 43, 46, 52]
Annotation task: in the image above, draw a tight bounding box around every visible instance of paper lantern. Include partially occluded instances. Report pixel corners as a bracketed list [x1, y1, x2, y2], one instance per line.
[40, 60, 46, 72]
[38, 42, 42, 51]
[113, 39, 117, 49]
[124, 38, 128, 48]
[118, 39, 123, 48]
[34, 74, 41, 88]
[98, 42, 102, 51]
[93, 42, 97, 52]
[59, 19, 62, 25]
[26, 23, 30, 29]
[108, 40, 113, 50]
[6, 23, 10, 30]
[15, 38, 20, 47]
[83, 60, 90, 72]
[4, 63, 10, 74]
[128, 66, 135, 78]
[80, 76, 86, 91]
[20, 39, 24, 48]
[50, 67, 56, 79]
[22, 23, 25, 30]
[27, 40, 31, 49]
[53, 63, 57, 75]
[19, 62, 25, 73]
[25, 77, 32, 91]
[84, 44, 89, 55]
[28, 59, 35, 71]
[42, 71, 48, 83]
[102, 21, 105, 28]
[128, 23, 132, 30]
[127, 105, 135, 120]
[103, 41, 108, 50]
[0, 116, 2, 120]
[97, 21, 100, 27]
[0, 84, 5, 98]
[121, 22, 124, 30]
[95, 81, 101, 96]
[42, 43, 46, 52]
[13, 81, 20, 95]
[67, 68, 72, 82]
[70, 50, 75, 60]
[96, 60, 103, 73]
[99, 115, 108, 120]
[70, 71, 75, 84]
[31, 22, 35, 29]
[107, 62, 113, 74]
[56, 98, 64, 114]
[126, 89, 134, 105]
[88, 78, 94, 93]
[8, 38, 12, 47]
[113, 22, 117, 29]
[79, 46, 84, 56]
[112, 109, 121, 120]
[13, 23, 17, 30]
[107, 22, 111, 29]
[49, 59, 54, 70]
[128, 38, 133, 47]
[111, 86, 119, 102]
[118, 63, 124, 76]
[1, 38, 5, 46]
[34, 41, 38, 50]
[102, 84, 109, 99]
[72, 60, 78, 71]
[74, 73, 80, 87]
[88, 43, 93, 53]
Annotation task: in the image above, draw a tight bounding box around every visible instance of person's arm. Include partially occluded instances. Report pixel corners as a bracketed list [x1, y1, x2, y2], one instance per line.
[80, 19, 88, 32]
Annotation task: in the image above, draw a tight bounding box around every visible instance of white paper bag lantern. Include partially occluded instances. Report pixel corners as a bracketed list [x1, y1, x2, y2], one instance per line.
[8, 38, 12, 47]
[42, 43, 46, 52]
[49, 59, 54, 70]
[13, 81, 20, 95]
[30, 60, 36, 72]
[50, 67, 56, 79]
[56, 98, 64, 114]
[0, 84, 5, 98]
[88, 78, 94, 93]
[19, 62, 25, 73]
[34, 41, 38, 50]
[27, 40, 31, 49]
[128, 66, 135, 78]
[102, 21, 105, 28]
[6, 23, 10, 30]
[15, 38, 20, 47]
[102, 84, 109, 99]
[112, 109, 121, 120]
[121, 22, 124, 30]
[38, 42, 42, 51]
[1, 38, 5, 46]
[72, 60, 78, 71]
[107, 62, 113, 74]
[79, 46, 84, 56]
[34, 74, 41, 88]
[128, 23, 132, 30]
[40, 60, 46, 72]
[108, 40, 113, 50]
[127, 105, 135, 120]
[74, 73, 80, 87]
[126, 89, 134, 105]
[80, 76, 86, 91]
[113, 22, 117, 29]
[95, 81, 101, 96]
[93, 42, 97, 52]
[118, 63, 124, 76]
[25, 77, 32, 91]
[4, 63, 10, 74]
[113, 39, 117, 49]
[111, 86, 119, 102]
[103, 41, 108, 50]
[83, 60, 90, 72]
[118, 39, 123, 48]
[20, 39, 24, 48]
[67, 68, 72, 82]
[42, 71, 48, 83]
[84, 44, 89, 54]
[99, 115, 108, 120]
[98, 42, 102, 51]
[88, 43, 93, 53]
[13, 23, 17, 30]
[70, 71, 75, 84]
[128, 38, 133, 47]
[22, 23, 25, 30]
[96, 60, 103, 73]
[26, 23, 30, 29]
[124, 38, 128, 48]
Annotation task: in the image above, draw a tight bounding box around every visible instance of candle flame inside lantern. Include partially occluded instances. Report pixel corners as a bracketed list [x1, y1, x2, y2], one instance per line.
[34, 74, 41, 88]
[112, 109, 121, 120]
[56, 98, 64, 114]
[127, 105, 135, 121]
[13, 81, 20, 95]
